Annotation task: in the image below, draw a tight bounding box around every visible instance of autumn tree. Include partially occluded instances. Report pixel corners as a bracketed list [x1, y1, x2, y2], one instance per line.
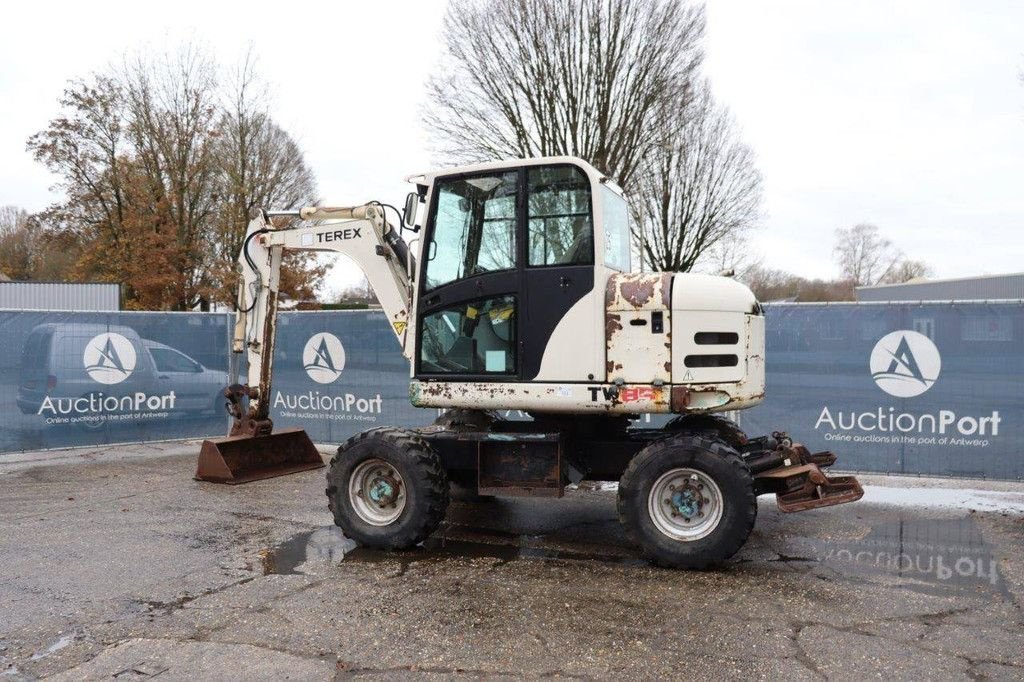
[121, 47, 221, 309]
[27, 45, 325, 310]
[426, 0, 704, 190]
[0, 206, 83, 281]
[631, 83, 762, 272]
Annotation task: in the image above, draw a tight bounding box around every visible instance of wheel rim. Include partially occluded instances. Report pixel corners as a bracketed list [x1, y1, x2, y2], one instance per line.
[648, 467, 724, 541]
[349, 458, 407, 526]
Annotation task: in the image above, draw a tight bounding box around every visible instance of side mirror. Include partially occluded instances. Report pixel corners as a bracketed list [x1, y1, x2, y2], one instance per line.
[403, 192, 419, 228]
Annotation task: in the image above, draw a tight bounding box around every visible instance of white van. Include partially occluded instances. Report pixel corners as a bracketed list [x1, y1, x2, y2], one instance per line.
[16, 323, 228, 427]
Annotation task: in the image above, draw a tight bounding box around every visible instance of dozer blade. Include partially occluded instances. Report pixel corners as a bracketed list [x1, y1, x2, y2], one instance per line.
[756, 463, 864, 513]
[195, 428, 324, 484]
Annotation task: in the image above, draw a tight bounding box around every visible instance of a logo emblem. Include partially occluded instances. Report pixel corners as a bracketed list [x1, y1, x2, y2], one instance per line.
[303, 332, 346, 384]
[870, 330, 940, 398]
[83, 333, 137, 385]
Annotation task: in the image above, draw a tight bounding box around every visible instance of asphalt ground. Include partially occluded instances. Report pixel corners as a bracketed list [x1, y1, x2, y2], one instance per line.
[1, 441, 1022, 680]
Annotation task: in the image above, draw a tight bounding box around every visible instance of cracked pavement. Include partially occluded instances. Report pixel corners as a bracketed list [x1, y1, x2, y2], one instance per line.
[1, 441, 1022, 680]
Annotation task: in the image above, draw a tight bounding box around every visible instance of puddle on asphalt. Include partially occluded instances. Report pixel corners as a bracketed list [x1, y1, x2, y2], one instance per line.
[29, 631, 80, 661]
[261, 516, 1009, 601]
[261, 526, 357, 575]
[796, 516, 1010, 599]
[262, 526, 647, 575]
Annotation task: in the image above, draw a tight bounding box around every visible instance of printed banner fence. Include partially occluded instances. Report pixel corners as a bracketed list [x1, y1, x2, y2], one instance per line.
[741, 302, 1024, 480]
[1, 302, 1021, 480]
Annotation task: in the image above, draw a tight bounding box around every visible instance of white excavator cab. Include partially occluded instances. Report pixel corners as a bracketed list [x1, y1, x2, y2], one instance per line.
[406, 157, 764, 415]
[196, 156, 862, 569]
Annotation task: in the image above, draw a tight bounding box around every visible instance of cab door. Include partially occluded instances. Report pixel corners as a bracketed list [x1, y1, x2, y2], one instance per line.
[416, 170, 522, 379]
[415, 163, 598, 383]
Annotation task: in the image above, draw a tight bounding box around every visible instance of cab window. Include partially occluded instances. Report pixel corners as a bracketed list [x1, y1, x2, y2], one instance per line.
[419, 296, 517, 374]
[424, 172, 518, 290]
[602, 185, 631, 271]
[527, 166, 593, 266]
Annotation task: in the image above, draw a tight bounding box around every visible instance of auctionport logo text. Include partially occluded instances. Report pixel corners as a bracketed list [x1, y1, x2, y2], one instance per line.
[813, 329, 1000, 448]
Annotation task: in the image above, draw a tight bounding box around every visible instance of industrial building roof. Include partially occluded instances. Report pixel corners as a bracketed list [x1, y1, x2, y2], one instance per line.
[856, 272, 1024, 302]
[0, 281, 121, 311]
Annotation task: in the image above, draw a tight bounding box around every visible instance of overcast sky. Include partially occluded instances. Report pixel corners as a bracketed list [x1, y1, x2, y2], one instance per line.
[1, 1, 1022, 293]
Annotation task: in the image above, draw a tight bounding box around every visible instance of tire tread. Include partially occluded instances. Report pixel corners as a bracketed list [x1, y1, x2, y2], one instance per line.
[325, 426, 449, 549]
[617, 433, 756, 569]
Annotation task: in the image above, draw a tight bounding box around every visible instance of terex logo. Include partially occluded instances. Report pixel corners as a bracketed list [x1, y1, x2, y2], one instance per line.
[83, 333, 136, 385]
[303, 333, 346, 384]
[317, 227, 361, 243]
[870, 330, 941, 398]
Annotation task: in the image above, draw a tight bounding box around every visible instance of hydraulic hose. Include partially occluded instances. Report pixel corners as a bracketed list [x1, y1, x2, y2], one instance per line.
[237, 228, 270, 313]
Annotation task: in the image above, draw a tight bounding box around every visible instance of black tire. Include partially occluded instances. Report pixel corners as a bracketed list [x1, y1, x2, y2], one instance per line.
[326, 427, 449, 550]
[432, 408, 499, 431]
[665, 413, 747, 449]
[617, 434, 756, 569]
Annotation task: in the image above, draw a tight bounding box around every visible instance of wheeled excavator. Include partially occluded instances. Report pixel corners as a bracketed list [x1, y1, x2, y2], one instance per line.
[196, 156, 862, 568]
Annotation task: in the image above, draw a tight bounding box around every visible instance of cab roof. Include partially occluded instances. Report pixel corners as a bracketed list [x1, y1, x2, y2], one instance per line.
[406, 156, 621, 194]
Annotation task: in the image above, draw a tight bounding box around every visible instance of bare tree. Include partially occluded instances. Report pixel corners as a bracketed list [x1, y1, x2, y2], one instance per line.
[425, 0, 704, 189]
[426, 0, 761, 273]
[210, 52, 324, 307]
[742, 265, 855, 303]
[833, 223, 905, 286]
[632, 83, 762, 272]
[701, 235, 761, 280]
[0, 206, 33, 279]
[880, 259, 932, 284]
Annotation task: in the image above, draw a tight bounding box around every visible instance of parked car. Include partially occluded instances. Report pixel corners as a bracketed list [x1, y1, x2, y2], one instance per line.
[16, 323, 228, 424]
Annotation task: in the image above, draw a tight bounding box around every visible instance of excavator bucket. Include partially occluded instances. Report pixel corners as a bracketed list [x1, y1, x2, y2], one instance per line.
[195, 428, 324, 484]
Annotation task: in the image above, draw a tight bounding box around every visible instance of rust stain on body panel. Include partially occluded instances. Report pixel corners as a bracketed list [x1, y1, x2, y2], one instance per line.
[605, 273, 672, 383]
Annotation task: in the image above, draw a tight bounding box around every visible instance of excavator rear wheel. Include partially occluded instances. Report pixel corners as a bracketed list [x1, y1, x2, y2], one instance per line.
[326, 427, 449, 550]
[665, 413, 748, 450]
[617, 434, 756, 569]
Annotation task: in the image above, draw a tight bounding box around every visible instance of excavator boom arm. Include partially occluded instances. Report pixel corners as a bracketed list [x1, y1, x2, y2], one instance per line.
[233, 206, 414, 424]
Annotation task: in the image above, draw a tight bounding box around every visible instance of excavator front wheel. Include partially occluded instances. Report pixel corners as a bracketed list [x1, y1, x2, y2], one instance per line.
[326, 427, 449, 550]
